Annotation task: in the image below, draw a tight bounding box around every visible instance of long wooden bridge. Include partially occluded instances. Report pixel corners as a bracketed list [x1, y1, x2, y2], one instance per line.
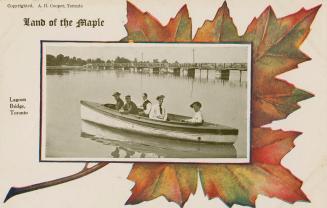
[83, 62, 247, 80]
[84, 62, 247, 71]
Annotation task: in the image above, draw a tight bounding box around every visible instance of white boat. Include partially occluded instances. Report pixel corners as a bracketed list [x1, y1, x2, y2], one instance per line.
[80, 100, 238, 144]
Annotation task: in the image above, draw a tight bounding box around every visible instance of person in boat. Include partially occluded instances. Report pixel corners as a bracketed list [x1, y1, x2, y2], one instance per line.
[149, 95, 167, 121]
[138, 93, 152, 117]
[112, 92, 124, 110]
[122, 95, 138, 114]
[183, 101, 204, 124]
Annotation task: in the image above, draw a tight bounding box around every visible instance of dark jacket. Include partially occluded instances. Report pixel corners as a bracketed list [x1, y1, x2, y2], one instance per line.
[115, 98, 124, 110]
[123, 101, 138, 114]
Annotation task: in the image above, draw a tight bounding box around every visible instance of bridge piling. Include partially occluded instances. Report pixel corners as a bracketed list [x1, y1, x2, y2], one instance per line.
[152, 67, 159, 74]
[173, 68, 180, 76]
[187, 68, 195, 78]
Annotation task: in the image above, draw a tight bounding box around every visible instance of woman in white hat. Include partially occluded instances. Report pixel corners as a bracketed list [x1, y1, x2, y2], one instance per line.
[184, 101, 203, 124]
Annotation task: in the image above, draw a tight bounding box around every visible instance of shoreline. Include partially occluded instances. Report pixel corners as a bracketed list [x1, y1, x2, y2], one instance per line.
[46, 65, 84, 70]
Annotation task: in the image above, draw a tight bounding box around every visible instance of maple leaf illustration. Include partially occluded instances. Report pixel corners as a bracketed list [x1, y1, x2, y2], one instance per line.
[125, 1, 320, 207]
[124, 2, 192, 42]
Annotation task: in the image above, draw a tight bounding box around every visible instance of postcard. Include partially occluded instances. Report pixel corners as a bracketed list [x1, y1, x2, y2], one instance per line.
[0, 0, 326, 208]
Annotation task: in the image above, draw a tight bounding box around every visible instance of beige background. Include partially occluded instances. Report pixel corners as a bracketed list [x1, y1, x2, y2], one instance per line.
[0, 0, 326, 207]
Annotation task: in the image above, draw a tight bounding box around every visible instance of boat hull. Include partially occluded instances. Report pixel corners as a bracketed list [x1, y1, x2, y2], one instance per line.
[81, 120, 237, 158]
[80, 101, 237, 144]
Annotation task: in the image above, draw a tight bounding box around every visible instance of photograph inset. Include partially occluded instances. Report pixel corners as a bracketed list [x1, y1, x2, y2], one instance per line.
[42, 42, 251, 163]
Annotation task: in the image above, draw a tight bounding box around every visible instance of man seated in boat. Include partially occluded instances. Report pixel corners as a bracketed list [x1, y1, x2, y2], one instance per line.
[104, 92, 124, 110]
[121, 95, 138, 114]
[138, 93, 152, 117]
[149, 95, 167, 121]
[183, 101, 204, 124]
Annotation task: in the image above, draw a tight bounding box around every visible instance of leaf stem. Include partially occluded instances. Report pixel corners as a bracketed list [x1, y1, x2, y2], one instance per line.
[4, 162, 109, 203]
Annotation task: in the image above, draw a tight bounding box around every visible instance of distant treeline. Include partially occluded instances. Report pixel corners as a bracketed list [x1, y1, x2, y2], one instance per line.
[46, 54, 172, 66]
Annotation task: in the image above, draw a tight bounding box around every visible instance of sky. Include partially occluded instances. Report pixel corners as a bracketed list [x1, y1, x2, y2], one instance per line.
[46, 43, 249, 63]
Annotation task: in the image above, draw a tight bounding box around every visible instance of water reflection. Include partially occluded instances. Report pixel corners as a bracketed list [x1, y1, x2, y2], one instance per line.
[80, 120, 237, 158]
[46, 69, 70, 76]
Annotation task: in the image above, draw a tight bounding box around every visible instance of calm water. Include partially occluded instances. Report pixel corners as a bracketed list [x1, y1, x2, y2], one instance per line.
[46, 68, 248, 159]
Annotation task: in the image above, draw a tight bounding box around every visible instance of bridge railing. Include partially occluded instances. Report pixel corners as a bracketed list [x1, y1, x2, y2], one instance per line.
[84, 62, 247, 70]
